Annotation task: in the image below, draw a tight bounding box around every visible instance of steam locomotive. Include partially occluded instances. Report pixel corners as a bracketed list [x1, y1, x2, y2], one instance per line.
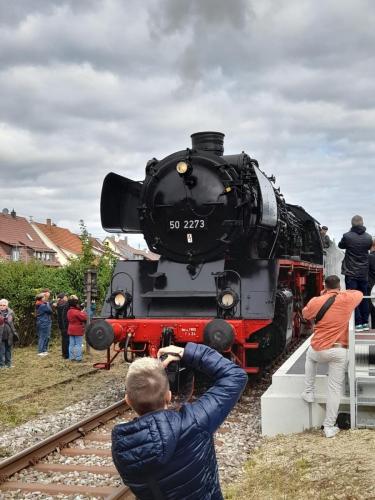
[87, 132, 323, 373]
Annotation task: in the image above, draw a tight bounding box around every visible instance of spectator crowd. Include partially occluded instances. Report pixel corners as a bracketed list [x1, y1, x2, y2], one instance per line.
[0, 289, 92, 368]
[34, 290, 89, 361]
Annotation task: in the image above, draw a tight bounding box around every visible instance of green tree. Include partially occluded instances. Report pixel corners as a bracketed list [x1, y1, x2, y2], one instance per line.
[0, 261, 72, 345]
[64, 220, 95, 299]
[97, 241, 117, 302]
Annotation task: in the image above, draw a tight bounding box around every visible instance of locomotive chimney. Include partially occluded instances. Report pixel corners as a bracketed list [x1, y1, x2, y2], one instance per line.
[191, 131, 225, 156]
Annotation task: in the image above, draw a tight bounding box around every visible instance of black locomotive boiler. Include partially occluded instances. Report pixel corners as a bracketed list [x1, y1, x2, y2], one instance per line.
[87, 132, 323, 373]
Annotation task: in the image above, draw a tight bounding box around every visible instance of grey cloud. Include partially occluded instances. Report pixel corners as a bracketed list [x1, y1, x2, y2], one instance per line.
[0, 1, 168, 75]
[150, 0, 251, 34]
[0, 0, 374, 243]
[0, 1, 60, 26]
[0, 0, 100, 26]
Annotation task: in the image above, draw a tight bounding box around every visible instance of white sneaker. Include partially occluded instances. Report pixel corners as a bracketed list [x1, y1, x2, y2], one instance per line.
[39, 352, 49, 356]
[324, 426, 340, 438]
[301, 391, 315, 403]
[362, 324, 370, 332]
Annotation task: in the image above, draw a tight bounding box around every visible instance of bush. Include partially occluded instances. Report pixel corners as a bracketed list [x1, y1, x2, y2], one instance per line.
[0, 261, 67, 344]
[0, 223, 117, 346]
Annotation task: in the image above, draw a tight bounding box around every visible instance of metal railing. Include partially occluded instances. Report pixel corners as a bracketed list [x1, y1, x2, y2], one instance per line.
[348, 295, 375, 429]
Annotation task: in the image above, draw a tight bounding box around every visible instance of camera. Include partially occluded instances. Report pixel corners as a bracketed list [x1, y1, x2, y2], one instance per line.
[160, 354, 181, 388]
[160, 353, 193, 401]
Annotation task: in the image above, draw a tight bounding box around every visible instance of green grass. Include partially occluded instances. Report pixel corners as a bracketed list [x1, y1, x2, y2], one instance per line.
[0, 340, 127, 430]
[224, 430, 375, 499]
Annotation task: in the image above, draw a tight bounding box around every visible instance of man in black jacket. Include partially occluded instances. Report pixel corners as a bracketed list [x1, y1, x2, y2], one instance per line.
[320, 226, 331, 249]
[338, 215, 372, 332]
[369, 240, 375, 329]
[56, 293, 69, 359]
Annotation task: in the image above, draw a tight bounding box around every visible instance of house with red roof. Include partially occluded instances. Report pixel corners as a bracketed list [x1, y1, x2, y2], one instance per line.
[103, 236, 159, 261]
[89, 236, 108, 258]
[31, 219, 83, 266]
[0, 209, 58, 265]
[32, 219, 111, 266]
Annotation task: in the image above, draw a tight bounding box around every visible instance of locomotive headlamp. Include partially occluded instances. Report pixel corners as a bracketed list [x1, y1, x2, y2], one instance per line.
[217, 289, 239, 310]
[176, 161, 190, 175]
[109, 290, 132, 310]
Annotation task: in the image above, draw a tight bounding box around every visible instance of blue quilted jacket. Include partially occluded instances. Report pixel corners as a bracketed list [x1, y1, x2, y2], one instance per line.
[112, 343, 247, 500]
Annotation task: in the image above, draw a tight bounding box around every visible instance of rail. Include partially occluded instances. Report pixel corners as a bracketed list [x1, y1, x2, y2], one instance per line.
[0, 400, 134, 499]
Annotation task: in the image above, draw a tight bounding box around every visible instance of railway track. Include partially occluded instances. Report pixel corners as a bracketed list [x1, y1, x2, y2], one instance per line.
[0, 401, 135, 499]
[3, 368, 99, 406]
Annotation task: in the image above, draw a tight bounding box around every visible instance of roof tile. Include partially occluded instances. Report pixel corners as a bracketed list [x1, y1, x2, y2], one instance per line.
[0, 213, 53, 252]
[35, 222, 82, 254]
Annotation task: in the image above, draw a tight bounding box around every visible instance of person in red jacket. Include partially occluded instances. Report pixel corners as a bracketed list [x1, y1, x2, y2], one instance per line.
[67, 295, 87, 362]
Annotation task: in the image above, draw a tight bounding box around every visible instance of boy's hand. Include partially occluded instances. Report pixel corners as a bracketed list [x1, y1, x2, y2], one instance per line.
[158, 345, 184, 367]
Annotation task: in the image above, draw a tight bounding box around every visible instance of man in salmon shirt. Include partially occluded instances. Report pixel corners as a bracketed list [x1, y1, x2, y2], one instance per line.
[301, 275, 363, 438]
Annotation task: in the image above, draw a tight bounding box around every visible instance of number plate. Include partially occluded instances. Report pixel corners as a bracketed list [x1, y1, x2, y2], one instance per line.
[168, 219, 207, 231]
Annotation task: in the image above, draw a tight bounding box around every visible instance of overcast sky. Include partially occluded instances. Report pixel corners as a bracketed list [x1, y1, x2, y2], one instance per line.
[0, 0, 374, 249]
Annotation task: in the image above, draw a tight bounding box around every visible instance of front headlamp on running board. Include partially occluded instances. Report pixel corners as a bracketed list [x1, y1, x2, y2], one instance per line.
[108, 290, 132, 311]
[217, 289, 239, 310]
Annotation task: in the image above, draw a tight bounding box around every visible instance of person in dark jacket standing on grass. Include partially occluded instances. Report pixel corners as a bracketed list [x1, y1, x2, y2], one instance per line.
[55, 293, 69, 359]
[0, 299, 18, 368]
[112, 342, 248, 500]
[338, 215, 372, 332]
[35, 290, 52, 356]
[67, 295, 87, 362]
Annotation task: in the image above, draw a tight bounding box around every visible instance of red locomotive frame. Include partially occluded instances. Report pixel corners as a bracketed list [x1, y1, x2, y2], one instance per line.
[93, 258, 323, 373]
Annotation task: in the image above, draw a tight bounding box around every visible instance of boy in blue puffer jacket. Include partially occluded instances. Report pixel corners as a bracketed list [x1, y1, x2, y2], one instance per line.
[112, 342, 248, 500]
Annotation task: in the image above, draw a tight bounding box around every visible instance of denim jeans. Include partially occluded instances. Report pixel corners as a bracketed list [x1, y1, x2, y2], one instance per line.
[345, 276, 369, 325]
[304, 345, 348, 427]
[69, 335, 83, 361]
[37, 322, 51, 353]
[0, 339, 12, 367]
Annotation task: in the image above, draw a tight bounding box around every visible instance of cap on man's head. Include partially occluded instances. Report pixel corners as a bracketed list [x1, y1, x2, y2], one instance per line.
[57, 292, 66, 299]
[321, 226, 328, 230]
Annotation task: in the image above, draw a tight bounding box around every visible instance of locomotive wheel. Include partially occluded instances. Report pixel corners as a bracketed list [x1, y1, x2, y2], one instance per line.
[248, 292, 288, 365]
[86, 320, 114, 351]
[203, 319, 235, 352]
